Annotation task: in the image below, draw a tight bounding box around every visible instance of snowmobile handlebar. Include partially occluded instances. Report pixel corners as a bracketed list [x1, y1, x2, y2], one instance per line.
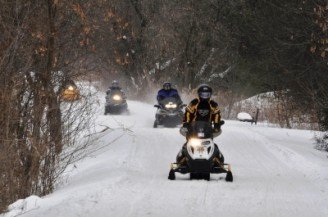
[180, 121, 224, 138]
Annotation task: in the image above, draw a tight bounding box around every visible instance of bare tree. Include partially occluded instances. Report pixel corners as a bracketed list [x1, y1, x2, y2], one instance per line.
[0, 0, 97, 211]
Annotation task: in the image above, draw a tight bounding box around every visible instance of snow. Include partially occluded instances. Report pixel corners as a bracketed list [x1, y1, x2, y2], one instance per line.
[5, 196, 41, 217]
[237, 112, 253, 121]
[2, 93, 328, 217]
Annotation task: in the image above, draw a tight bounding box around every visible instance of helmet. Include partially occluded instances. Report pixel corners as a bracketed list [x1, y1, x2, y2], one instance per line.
[163, 82, 172, 91]
[112, 80, 119, 87]
[197, 84, 212, 100]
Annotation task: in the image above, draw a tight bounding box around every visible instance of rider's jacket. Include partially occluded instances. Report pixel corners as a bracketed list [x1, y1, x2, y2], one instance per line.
[183, 98, 221, 124]
[157, 89, 181, 103]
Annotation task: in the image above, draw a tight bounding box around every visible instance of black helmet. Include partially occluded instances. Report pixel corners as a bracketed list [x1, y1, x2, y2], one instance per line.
[197, 84, 212, 100]
[163, 82, 172, 90]
[112, 80, 119, 87]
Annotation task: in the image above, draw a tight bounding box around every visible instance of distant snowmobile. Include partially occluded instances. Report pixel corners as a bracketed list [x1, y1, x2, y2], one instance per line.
[61, 81, 80, 101]
[104, 90, 128, 114]
[153, 97, 186, 128]
[168, 121, 233, 181]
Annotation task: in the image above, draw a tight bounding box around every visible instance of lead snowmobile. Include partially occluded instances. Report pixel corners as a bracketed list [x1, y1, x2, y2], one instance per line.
[168, 121, 233, 181]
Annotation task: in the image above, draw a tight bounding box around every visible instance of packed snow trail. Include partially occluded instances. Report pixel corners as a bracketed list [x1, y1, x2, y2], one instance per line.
[2, 96, 328, 217]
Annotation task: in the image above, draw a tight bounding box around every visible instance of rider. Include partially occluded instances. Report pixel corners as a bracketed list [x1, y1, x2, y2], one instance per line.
[156, 82, 182, 104]
[176, 84, 225, 165]
[106, 80, 125, 96]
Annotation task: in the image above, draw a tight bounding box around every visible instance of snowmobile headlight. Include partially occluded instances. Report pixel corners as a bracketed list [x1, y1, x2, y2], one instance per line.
[67, 85, 75, 91]
[197, 132, 205, 137]
[112, 95, 122, 101]
[189, 138, 202, 148]
[165, 102, 177, 109]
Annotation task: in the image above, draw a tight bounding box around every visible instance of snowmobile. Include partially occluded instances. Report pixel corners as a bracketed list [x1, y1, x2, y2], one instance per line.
[104, 90, 128, 114]
[168, 121, 233, 182]
[61, 81, 80, 101]
[153, 97, 185, 128]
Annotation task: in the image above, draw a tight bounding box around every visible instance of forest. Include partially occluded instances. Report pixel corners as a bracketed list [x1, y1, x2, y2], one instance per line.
[0, 0, 327, 212]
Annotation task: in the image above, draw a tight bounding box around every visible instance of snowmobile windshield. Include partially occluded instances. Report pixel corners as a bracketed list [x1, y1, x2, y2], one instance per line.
[187, 121, 213, 139]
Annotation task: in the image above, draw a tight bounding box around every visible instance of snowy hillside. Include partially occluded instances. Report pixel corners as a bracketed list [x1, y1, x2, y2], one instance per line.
[2, 94, 328, 217]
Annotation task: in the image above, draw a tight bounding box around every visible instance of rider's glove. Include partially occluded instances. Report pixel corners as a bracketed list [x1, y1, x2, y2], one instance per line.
[180, 123, 190, 134]
[182, 122, 190, 128]
[213, 123, 221, 133]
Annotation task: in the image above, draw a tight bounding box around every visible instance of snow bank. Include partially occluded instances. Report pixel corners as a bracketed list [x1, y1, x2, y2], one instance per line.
[237, 112, 253, 121]
[4, 196, 41, 217]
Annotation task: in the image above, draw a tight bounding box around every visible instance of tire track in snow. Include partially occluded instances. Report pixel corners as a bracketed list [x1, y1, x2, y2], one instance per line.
[225, 124, 327, 217]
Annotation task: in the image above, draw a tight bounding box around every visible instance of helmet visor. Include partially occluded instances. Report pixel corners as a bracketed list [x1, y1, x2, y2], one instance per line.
[199, 92, 211, 99]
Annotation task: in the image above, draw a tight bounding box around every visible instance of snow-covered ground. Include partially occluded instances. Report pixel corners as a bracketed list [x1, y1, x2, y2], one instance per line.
[2, 94, 328, 217]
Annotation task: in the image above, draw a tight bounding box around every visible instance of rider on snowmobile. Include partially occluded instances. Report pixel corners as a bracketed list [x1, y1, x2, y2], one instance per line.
[106, 80, 125, 96]
[177, 84, 225, 165]
[156, 82, 182, 104]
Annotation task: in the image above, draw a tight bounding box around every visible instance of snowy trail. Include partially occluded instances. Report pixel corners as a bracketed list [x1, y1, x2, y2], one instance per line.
[3, 97, 328, 217]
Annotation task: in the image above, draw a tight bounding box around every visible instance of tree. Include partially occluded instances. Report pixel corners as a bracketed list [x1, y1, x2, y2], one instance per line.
[0, 0, 95, 211]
